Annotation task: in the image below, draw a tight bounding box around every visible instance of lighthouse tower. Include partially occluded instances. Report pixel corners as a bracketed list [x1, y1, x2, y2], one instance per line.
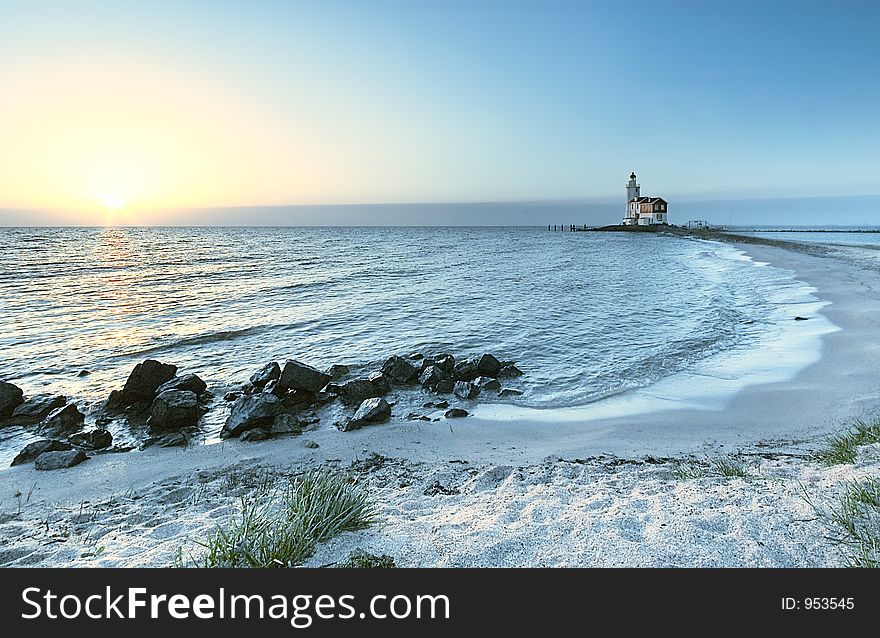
[626, 172, 640, 207]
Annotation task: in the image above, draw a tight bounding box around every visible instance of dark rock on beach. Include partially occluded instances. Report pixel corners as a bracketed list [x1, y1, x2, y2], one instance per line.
[381, 356, 419, 384]
[419, 365, 447, 389]
[368, 372, 391, 395]
[337, 378, 382, 405]
[13, 395, 67, 425]
[107, 360, 177, 410]
[142, 432, 188, 448]
[444, 408, 469, 418]
[77, 370, 90, 377]
[239, 428, 270, 442]
[222, 393, 281, 438]
[499, 388, 523, 398]
[302, 440, 320, 449]
[223, 391, 241, 402]
[156, 373, 207, 397]
[474, 376, 502, 392]
[434, 378, 455, 394]
[453, 381, 481, 400]
[68, 428, 113, 450]
[475, 353, 502, 377]
[35, 449, 88, 471]
[147, 390, 199, 432]
[0, 381, 25, 420]
[453, 359, 479, 382]
[423, 399, 449, 409]
[340, 397, 391, 432]
[794, 316, 810, 321]
[249, 362, 281, 389]
[38, 403, 83, 437]
[10, 439, 73, 466]
[279, 360, 332, 393]
[270, 413, 302, 435]
[498, 364, 524, 378]
[326, 364, 350, 379]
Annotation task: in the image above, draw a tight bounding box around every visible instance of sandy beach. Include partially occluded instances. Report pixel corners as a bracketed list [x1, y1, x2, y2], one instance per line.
[2, 238, 880, 568]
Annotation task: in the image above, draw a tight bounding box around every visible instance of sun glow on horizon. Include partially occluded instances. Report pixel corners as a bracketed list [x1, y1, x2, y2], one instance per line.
[98, 192, 124, 210]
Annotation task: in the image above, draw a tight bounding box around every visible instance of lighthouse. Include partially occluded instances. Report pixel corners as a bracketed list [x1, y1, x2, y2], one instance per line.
[626, 172, 640, 208]
[622, 172, 669, 226]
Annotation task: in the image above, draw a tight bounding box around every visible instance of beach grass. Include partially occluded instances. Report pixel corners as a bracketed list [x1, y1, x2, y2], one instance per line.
[815, 419, 880, 466]
[337, 549, 397, 568]
[190, 469, 377, 568]
[672, 455, 751, 480]
[805, 478, 880, 568]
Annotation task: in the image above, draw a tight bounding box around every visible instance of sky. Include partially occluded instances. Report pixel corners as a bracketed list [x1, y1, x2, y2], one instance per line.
[0, 0, 877, 225]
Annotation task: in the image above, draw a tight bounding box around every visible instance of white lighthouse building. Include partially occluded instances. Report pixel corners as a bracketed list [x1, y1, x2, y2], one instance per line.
[622, 172, 668, 226]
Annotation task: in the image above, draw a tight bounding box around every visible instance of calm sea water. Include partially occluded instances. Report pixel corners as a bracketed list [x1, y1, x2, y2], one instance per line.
[0, 226, 829, 462]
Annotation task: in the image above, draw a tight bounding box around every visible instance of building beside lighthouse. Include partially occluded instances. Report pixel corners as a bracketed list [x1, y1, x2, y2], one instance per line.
[622, 172, 668, 226]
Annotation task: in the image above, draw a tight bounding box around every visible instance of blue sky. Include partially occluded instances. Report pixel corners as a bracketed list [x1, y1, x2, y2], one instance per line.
[0, 0, 877, 224]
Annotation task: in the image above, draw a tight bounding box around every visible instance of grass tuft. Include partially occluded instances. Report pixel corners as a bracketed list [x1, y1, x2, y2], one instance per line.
[804, 478, 880, 568]
[711, 456, 751, 478]
[191, 469, 377, 568]
[672, 455, 751, 480]
[815, 420, 880, 466]
[338, 549, 396, 568]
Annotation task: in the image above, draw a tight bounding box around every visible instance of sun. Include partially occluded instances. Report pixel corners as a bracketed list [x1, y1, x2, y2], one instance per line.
[98, 192, 124, 211]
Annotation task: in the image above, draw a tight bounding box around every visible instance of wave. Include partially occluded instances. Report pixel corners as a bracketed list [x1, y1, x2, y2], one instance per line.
[120, 325, 278, 357]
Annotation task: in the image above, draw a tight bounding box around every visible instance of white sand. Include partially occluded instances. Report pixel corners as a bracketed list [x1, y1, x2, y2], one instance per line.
[2, 239, 880, 567]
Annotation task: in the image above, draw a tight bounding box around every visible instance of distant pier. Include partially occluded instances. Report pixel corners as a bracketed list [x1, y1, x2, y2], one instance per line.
[548, 224, 595, 232]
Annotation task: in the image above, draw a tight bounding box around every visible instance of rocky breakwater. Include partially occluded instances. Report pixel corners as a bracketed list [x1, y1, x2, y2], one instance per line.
[4, 359, 212, 469]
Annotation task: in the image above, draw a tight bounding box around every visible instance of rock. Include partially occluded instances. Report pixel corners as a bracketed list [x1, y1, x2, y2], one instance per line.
[499, 388, 523, 398]
[453, 381, 481, 400]
[279, 360, 332, 393]
[77, 370, 90, 377]
[239, 428, 269, 442]
[381, 355, 419, 384]
[431, 353, 455, 376]
[444, 408, 469, 418]
[475, 353, 502, 377]
[498, 364, 524, 378]
[474, 376, 502, 392]
[337, 378, 381, 405]
[34, 449, 88, 471]
[298, 412, 320, 427]
[223, 391, 241, 402]
[108, 360, 177, 409]
[422, 399, 449, 409]
[0, 381, 24, 420]
[326, 364, 350, 379]
[281, 389, 316, 410]
[368, 372, 391, 395]
[453, 359, 479, 381]
[408, 352, 424, 361]
[340, 397, 392, 432]
[270, 413, 302, 435]
[434, 378, 455, 394]
[12, 395, 67, 425]
[302, 440, 320, 449]
[249, 362, 281, 389]
[262, 379, 282, 396]
[407, 413, 431, 422]
[794, 316, 810, 321]
[38, 403, 83, 436]
[142, 432, 188, 448]
[68, 429, 113, 450]
[313, 391, 335, 406]
[419, 365, 447, 388]
[10, 439, 73, 466]
[222, 393, 281, 438]
[146, 390, 199, 432]
[156, 373, 207, 396]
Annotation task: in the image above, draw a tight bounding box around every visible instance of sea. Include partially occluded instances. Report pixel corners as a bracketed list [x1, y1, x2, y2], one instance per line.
[0, 226, 839, 465]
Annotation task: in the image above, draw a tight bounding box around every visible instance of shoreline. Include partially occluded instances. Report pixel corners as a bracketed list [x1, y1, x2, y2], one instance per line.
[2, 237, 880, 566]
